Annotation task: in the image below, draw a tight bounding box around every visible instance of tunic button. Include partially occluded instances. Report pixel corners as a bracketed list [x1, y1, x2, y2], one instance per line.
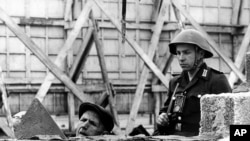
[178, 116, 181, 120]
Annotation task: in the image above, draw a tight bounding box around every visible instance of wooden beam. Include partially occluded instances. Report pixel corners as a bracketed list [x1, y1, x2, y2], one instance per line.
[171, 0, 246, 83]
[0, 4, 92, 103]
[0, 18, 244, 33]
[171, 1, 185, 29]
[64, 0, 74, 132]
[0, 68, 15, 138]
[152, 85, 168, 92]
[151, 0, 162, 21]
[93, 0, 169, 90]
[151, 53, 173, 129]
[35, 1, 94, 102]
[231, 0, 242, 25]
[0, 118, 15, 138]
[64, 0, 73, 21]
[3, 78, 140, 85]
[69, 27, 94, 82]
[125, 0, 170, 134]
[229, 24, 250, 86]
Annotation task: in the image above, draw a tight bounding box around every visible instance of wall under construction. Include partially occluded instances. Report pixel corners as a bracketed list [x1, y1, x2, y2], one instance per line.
[0, 0, 248, 116]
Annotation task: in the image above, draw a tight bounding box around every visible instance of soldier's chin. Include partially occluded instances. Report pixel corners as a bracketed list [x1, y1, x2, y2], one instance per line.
[181, 67, 190, 71]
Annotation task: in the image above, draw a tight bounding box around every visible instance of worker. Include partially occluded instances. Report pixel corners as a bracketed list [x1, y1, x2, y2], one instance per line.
[75, 102, 114, 136]
[153, 29, 232, 136]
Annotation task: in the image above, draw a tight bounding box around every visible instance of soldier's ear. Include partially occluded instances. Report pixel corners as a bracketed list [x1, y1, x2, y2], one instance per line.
[199, 50, 205, 58]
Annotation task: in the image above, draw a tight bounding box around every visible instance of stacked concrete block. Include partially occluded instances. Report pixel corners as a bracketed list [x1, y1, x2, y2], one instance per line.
[199, 92, 250, 137]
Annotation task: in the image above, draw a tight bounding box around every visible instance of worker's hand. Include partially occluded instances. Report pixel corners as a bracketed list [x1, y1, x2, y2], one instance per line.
[156, 113, 170, 127]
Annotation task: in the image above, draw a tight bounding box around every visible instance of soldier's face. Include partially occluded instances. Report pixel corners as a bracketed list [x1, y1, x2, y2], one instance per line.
[176, 44, 196, 71]
[76, 110, 105, 136]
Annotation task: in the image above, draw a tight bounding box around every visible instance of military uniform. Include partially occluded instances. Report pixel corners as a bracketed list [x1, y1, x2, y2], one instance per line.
[154, 63, 232, 136]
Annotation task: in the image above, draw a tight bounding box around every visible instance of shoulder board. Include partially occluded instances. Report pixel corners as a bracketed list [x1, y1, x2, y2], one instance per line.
[210, 68, 223, 74]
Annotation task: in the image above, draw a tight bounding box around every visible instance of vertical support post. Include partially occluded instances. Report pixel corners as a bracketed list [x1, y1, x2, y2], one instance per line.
[67, 92, 75, 132]
[64, 0, 74, 132]
[245, 52, 250, 84]
[25, 0, 31, 83]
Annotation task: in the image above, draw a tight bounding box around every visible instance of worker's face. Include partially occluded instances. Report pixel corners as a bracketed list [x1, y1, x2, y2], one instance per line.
[76, 110, 105, 136]
[176, 44, 196, 71]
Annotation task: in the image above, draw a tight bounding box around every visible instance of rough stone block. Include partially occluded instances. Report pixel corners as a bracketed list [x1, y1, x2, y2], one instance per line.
[199, 92, 250, 137]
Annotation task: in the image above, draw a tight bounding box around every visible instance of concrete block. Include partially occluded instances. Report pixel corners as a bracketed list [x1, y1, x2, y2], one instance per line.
[199, 92, 250, 137]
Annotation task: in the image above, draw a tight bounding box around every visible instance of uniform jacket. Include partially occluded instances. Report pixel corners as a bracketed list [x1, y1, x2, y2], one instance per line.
[154, 63, 232, 136]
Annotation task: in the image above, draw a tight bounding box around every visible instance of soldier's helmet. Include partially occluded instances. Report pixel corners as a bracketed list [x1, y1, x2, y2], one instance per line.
[168, 29, 213, 58]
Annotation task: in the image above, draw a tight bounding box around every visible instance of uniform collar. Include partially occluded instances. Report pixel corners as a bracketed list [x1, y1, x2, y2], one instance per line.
[177, 63, 210, 83]
[195, 63, 210, 80]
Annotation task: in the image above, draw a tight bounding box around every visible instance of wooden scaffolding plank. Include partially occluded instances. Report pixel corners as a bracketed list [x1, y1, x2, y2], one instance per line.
[0, 5, 91, 104]
[93, 0, 169, 89]
[171, 0, 246, 83]
[0, 118, 15, 138]
[69, 28, 94, 82]
[35, 1, 94, 102]
[125, 0, 170, 134]
[65, 0, 74, 132]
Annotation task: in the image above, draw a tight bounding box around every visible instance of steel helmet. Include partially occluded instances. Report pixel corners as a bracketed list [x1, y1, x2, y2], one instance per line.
[169, 29, 213, 58]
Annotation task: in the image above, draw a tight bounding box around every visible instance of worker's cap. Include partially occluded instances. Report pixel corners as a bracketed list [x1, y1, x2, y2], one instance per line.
[78, 102, 114, 132]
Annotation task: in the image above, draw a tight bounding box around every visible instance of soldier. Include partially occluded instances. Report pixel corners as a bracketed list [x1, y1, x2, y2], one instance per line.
[153, 29, 232, 136]
[76, 102, 114, 136]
